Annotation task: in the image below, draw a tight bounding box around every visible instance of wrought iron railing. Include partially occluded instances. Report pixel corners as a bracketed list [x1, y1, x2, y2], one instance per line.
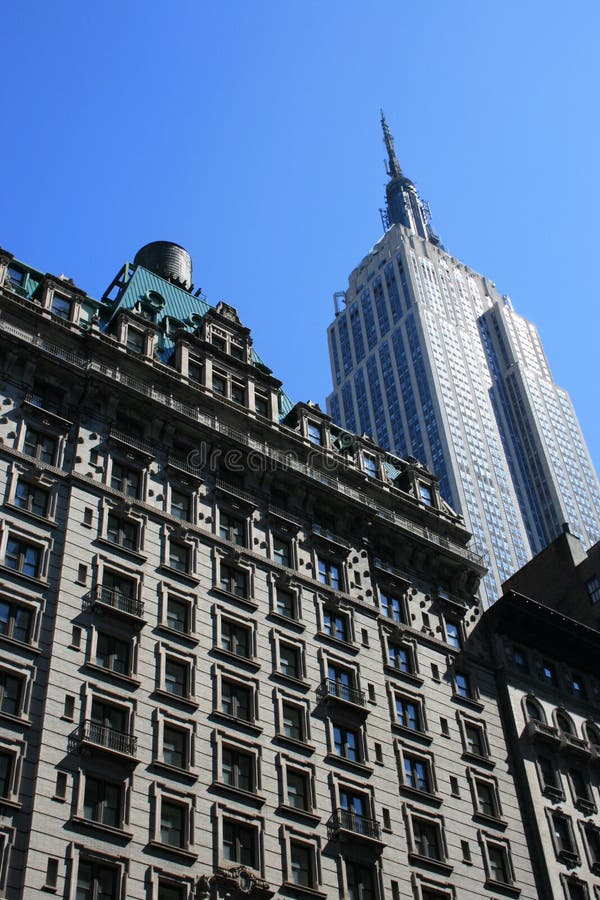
[73, 719, 137, 756]
[93, 585, 144, 619]
[327, 808, 381, 840]
[317, 678, 365, 707]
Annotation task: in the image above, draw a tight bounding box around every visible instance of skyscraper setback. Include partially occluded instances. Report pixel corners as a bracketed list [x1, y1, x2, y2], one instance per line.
[326, 114, 600, 604]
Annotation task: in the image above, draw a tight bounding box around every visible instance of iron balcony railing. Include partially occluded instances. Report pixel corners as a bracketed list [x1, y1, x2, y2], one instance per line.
[525, 719, 561, 745]
[108, 426, 155, 456]
[73, 719, 137, 757]
[311, 523, 351, 549]
[93, 585, 144, 619]
[327, 808, 381, 841]
[317, 678, 366, 707]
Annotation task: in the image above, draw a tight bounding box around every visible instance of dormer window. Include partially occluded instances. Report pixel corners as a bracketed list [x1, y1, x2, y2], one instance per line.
[255, 391, 269, 417]
[188, 357, 202, 384]
[307, 422, 322, 446]
[7, 265, 25, 288]
[126, 327, 145, 354]
[363, 454, 377, 478]
[213, 334, 226, 353]
[230, 341, 245, 361]
[419, 482, 433, 505]
[51, 293, 72, 321]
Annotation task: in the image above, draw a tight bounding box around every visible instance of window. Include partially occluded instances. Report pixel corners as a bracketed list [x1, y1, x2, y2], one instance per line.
[222, 679, 252, 721]
[411, 816, 444, 861]
[90, 698, 128, 739]
[583, 823, 600, 868]
[275, 587, 296, 620]
[474, 777, 501, 818]
[160, 799, 187, 848]
[158, 881, 186, 900]
[165, 657, 191, 699]
[485, 840, 514, 885]
[110, 461, 140, 498]
[223, 819, 256, 867]
[51, 293, 72, 320]
[7, 265, 25, 287]
[14, 479, 49, 517]
[219, 511, 245, 546]
[323, 609, 349, 642]
[23, 427, 57, 464]
[542, 660, 557, 686]
[454, 671, 474, 700]
[419, 482, 433, 504]
[83, 776, 123, 828]
[95, 632, 131, 676]
[569, 673, 587, 700]
[569, 768, 594, 807]
[0, 750, 14, 798]
[231, 380, 245, 405]
[395, 694, 424, 732]
[346, 862, 376, 900]
[3, 537, 41, 578]
[586, 576, 600, 605]
[290, 841, 316, 888]
[512, 646, 528, 672]
[285, 767, 311, 810]
[212, 371, 227, 396]
[538, 755, 562, 796]
[445, 620, 462, 650]
[380, 590, 404, 623]
[163, 725, 188, 770]
[45, 858, 59, 891]
[525, 697, 544, 722]
[281, 701, 306, 742]
[551, 812, 578, 858]
[166, 595, 191, 634]
[222, 746, 254, 792]
[126, 327, 144, 353]
[0, 599, 32, 643]
[279, 642, 301, 679]
[188, 357, 202, 384]
[363, 454, 377, 478]
[403, 753, 434, 793]
[463, 721, 488, 758]
[333, 724, 361, 762]
[221, 619, 251, 658]
[0, 670, 23, 716]
[230, 341, 245, 360]
[388, 642, 413, 674]
[307, 422, 322, 446]
[101, 569, 136, 607]
[171, 489, 190, 522]
[273, 536, 291, 567]
[339, 789, 370, 833]
[318, 557, 341, 590]
[326, 664, 357, 702]
[556, 711, 575, 734]
[106, 513, 138, 550]
[168, 540, 190, 574]
[565, 880, 589, 900]
[219, 564, 248, 597]
[76, 858, 118, 900]
[255, 391, 269, 417]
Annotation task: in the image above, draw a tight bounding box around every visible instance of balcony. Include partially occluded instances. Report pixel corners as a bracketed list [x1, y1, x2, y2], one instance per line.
[108, 426, 155, 457]
[525, 719, 561, 746]
[311, 524, 350, 551]
[560, 732, 592, 758]
[316, 678, 366, 710]
[71, 720, 137, 760]
[327, 808, 382, 845]
[90, 586, 145, 622]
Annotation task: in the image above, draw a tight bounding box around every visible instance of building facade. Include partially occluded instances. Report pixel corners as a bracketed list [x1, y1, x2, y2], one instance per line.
[0, 242, 547, 899]
[326, 114, 600, 606]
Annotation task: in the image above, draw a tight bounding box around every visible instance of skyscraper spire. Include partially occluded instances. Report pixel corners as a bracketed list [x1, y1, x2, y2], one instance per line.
[380, 111, 437, 244]
[381, 109, 402, 179]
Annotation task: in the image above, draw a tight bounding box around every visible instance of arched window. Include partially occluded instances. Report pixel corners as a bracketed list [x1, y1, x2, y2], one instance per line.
[555, 710, 574, 735]
[585, 722, 600, 746]
[525, 697, 544, 723]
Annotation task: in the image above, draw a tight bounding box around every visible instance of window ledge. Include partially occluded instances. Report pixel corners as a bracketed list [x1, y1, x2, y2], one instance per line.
[574, 797, 597, 815]
[407, 852, 452, 875]
[461, 750, 495, 769]
[542, 786, 565, 803]
[276, 805, 321, 827]
[280, 882, 327, 899]
[0, 796, 22, 811]
[150, 761, 198, 783]
[153, 689, 199, 711]
[0, 634, 40, 655]
[451, 694, 485, 713]
[147, 840, 198, 862]
[71, 817, 133, 842]
[96, 537, 147, 563]
[210, 711, 263, 736]
[484, 878, 521, 896]
[5, 502, 56, 528]
[0, 565, 47, 587]
[0, 710, 31, 728]
[269, 612, 305, 632]
[273, 734, 315, 755]
[212, 781, 266, 807]
[212, 587, 258, 611]
[315, 632, 358, 655]
[272, 672, 310, 691]
[83, 663, 141, 688]
[399, 785, 442, 807]
[156, 624, 200, 646]
[474, 811, 507, 829]
[384, 665, 424, 687]
[158, 565, 200, 586]
[324, 753, 373, 777]
[212, 647, 261, 671]
[391, 724, 432, 745]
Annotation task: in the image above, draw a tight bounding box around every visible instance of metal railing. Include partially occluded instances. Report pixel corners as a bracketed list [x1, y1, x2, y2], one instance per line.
[93, 585, 144, 619]
[327, 808, 381, 841]
[108, 426, 155, 456]
[73, 720, 137, 756]
[317, 678, 365, 707]
[312, 523, 351, 549]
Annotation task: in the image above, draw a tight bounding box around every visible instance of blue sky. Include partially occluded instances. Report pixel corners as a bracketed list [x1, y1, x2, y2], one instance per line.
[2, 1, 599, 469]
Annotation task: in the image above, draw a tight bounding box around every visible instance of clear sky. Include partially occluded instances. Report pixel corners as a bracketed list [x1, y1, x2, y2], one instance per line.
[2, 1, 599, 469]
